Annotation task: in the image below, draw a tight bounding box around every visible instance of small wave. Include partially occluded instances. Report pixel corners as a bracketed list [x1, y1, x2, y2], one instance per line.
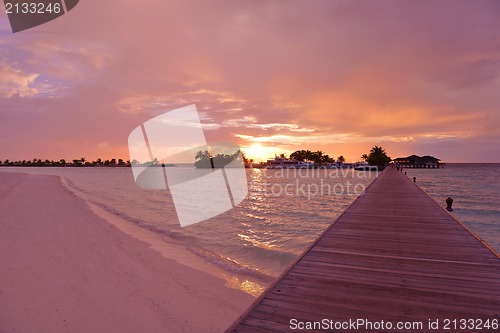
[87, 200, 200, 241]
[59, 176, 89, 195]
[59, 176, 197, 243]
[58, 176, 93, 196]
[188, 246, 275, 282]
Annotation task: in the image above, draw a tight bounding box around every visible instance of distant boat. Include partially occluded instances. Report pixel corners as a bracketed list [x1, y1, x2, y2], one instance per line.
[266, 156, 315, 169]
[353, 162, 378, 171]
[325, 161, 353, 169]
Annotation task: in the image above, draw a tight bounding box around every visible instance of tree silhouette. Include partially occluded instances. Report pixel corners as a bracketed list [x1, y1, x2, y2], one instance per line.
[0, 157, 133, 167]
[290, 150, 334, 164]
[194, 149, 245, 168]
[241, 151, 253, 167]
[365, 146, 391, 166]
[195, 150, 211, 161]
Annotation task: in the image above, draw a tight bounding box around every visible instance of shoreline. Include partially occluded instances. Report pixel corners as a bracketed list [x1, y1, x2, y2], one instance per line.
[58, 175, 269, 297]
[0, 172, 254, 333]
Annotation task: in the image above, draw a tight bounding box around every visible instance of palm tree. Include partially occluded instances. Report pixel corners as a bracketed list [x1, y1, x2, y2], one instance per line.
[290, 150, 330, 163]
[360, 154, 368, 161]
[194, 150, 213, 168]
[195, 150, 211, 161]
[370, 146, 385, 156]
[241, 151, 253, 167]
[320, 154, 334, 164]
[365, 146, 391, 166]
[337, 155, 346, 163]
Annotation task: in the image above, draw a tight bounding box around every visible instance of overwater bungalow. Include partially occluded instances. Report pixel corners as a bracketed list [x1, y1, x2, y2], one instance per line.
[392, 155, 443, 168]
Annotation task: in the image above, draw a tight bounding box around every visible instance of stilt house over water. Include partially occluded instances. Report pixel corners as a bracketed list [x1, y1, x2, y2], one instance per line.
[393, 155, 443, 168]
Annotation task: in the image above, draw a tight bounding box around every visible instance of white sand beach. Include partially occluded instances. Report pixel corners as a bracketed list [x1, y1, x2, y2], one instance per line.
[0, 173, 254, 333]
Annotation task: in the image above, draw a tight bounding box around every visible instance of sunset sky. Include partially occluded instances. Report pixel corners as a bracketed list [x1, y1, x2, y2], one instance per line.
[1, 0, 500, 163]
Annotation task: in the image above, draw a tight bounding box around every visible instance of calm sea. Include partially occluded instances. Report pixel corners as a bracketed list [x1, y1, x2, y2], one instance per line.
[1, 164, 499, 291]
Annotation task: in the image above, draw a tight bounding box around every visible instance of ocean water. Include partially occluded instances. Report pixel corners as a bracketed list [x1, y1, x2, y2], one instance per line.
[1, 164, 499, 293]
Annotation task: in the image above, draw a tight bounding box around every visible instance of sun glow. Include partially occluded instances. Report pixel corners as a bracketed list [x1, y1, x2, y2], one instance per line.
[242, 143, 284, 162]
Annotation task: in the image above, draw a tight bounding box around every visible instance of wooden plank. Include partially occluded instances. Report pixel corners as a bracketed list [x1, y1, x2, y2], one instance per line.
[262, 286, 500, 314]
[295, 258, 500, 284]
[226, 168, 500, 333]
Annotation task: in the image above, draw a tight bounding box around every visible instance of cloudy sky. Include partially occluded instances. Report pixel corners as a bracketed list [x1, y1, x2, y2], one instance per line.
[1, 0, 500, 162]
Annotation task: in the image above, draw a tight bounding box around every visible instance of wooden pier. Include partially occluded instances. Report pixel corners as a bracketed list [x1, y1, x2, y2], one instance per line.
[227, 168, 500, 332]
